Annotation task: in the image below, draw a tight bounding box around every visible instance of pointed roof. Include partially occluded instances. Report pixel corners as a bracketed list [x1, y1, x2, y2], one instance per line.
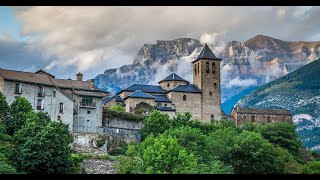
[124, 90, 157, 100]
[192, 43, 221, 63]
[158, 73, 189, 83]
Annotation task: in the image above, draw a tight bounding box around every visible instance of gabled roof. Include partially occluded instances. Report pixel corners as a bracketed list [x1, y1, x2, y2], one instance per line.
[124, 90, 157, 100]
[0, 68, 109, 93]
[234, 106, 292, 116]
[158, 73, 189, 83]
[157, 107, 176, 112]
[153, 94, 171, 102]
[103, 95, 124, 104]
[192, 43, 222, 63]
[168, 84, 201, 93]
[121, 84, 167, 94]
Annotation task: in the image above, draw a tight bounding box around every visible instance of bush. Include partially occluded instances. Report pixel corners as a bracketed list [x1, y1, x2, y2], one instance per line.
[303, 161, 320, 174]
[104, 108, 146, 122]
[96, 134, 107, 147]
[140, 110, 172, 139]
[0, 160, 17, 174]
[68, 154, 85, 174]
[109, 104, 125, 112]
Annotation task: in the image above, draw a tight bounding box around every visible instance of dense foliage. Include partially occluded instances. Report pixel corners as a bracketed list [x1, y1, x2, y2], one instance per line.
[109, 104, 125, 112]
[104, 108, 146, 122]
[0, 93, 82, 174]
[117, 111, 320, 174]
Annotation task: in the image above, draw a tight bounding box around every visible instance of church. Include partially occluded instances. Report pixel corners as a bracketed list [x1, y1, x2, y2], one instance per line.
[104, 44, 226, 122]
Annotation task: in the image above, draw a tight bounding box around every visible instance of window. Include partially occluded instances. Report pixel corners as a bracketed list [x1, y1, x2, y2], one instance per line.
[164, 104, 167, 107]
[211, 115, 214, 120]
[81, 97, 95, 107]
[183, 95, 187, 101]
[57, 116, 61, 121]
[206, 62, 209, 73]
[172, 104, 175, 109]
[212, 62, 216, 74]
[214, 83, 217, 88]
[167, 83, 170, 88]
[267, 116, 271, 123]
[243, 116, 247, 120]
[53, 91, 56, 98]
[209, 91, 212, 96]
[197, 63, 199, 73]
[194, 64, 197, 75]
[87, 111, 91, 114]
[251, 116, 255, 122]
[15, 83, 22, 94]
[37, 99, 44, 110]
[59, 103, 64, 113]
[38, 86, 45, 97]
[157, 103, 161, 107]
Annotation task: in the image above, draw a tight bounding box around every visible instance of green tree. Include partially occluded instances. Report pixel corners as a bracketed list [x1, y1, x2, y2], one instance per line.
[140, 110, 172, 139]
[109, 104, 125, 112]
[303, 161, 320, 174]
[0, 92, 9, 124]
[229, 130, 278, 174]
[6, 96, 33, 135]
[274, 146, 303, 174]
[163, 126, 211, 163]
[14, 112, 73, 174]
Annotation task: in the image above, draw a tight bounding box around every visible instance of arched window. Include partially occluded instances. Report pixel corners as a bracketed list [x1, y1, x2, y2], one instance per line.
[183, 95, 187, 101]
[194, 64, 197, 75]
[212, 62, 216, 74]
[167, 83, 170, 88]
[197, 63, 199, 74]
[206, 62, 209, 73]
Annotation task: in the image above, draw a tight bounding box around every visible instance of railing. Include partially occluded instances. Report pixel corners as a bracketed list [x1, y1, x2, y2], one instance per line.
[37, 92, 45, 97]
[80, 102, 96, 108]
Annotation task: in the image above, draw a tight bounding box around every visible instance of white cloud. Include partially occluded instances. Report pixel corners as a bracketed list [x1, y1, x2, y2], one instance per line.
[12, 6, 320, 79]
[225, 77, 258, 88]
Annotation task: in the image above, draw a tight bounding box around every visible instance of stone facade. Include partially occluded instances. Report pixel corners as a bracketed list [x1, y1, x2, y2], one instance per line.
[159, 80, 188, 91]
[231, 105, 293, 127]
[124, 98, 156, 113]
[167, 91, 201, 119]
[193, 59, 223, 122]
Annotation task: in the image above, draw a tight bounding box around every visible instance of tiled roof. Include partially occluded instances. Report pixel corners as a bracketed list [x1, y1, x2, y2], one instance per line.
[157, 107, 176, 112]
[192, 43, 222, 63]
[0, 68, 108, 93]
[124, 90, 157, 100]
[153, 94, 171, 102]
[122, 84, 167, 94]
[158, 73, 189, 83]
[169, 84, 201, 93]
[73, 90, 108, 98]
[103, 95, 124, 103]
[235, 106, 292, 116]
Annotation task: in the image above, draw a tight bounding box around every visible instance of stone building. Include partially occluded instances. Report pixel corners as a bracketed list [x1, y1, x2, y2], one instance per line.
[104, 44, 226, 122]
[231, 105, 292, 126]
[0, 69, 109, 133]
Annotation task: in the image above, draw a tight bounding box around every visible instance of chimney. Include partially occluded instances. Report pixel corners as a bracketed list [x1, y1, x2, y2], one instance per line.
[90, 79, 95, 89]
[76, 72, 83, 81]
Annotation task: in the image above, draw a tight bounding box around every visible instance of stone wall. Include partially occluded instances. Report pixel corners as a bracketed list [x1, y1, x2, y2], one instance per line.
[159, 80, 188, 91]
[167, 91, 201, 120]
[71, 132, 108, 153]
[124, 98, 156, 113]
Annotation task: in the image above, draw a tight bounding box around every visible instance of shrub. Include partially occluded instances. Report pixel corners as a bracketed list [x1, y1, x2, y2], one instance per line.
[104, 108, 146, 122]
[109, 104, 125, 112]
[96, 134, 107, 147]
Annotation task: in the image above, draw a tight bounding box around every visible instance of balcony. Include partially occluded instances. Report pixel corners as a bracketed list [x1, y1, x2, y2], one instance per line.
[36, 106, 44, 110]
[37, 92, 45, 97]
[80, 101, 96, 108]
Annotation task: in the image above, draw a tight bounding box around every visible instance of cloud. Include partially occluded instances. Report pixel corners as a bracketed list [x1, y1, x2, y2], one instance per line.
[10, 6, 320, 79]
[225, 77, 258, 88]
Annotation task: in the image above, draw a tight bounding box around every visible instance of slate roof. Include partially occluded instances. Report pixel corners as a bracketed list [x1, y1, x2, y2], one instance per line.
[103, 95, 124, 103]
[235, 106, 292, 116]
[121, 84, 167, 94]
[192, 43, 222, 63]
[153, 94, 171, 102]
[158, 73, 189, 83]
[124, 90, 157, 100]
[169, 84, 201, 93]
[73, 90, 108, 98]
[157, 107, 176, 112]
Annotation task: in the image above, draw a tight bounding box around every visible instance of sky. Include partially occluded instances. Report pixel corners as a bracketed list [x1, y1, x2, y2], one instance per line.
[0, 6, 319, 80]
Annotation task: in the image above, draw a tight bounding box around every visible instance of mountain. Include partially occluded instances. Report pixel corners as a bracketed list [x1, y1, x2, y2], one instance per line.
[94, 35, 320, 113]
[238, 59, 320, 151]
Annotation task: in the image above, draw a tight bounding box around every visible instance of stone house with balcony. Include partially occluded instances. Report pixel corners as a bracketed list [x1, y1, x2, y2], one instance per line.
[231, 105, 292, 127]
[0, 69, 109, 133]
[104, 44, 226, 122]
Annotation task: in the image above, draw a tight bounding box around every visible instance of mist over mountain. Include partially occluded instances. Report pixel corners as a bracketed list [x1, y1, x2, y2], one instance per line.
[94, 35, 320, 113]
